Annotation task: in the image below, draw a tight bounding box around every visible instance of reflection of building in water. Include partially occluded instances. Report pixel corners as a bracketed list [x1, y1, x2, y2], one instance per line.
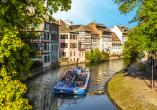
[31, 88, 58, 110]
[33, 91, 58, 110]
[108, 60, 124, 73]
[27, 70, 60, 110]
[57, 95, 85, 107]
[88, 63, 110, 93]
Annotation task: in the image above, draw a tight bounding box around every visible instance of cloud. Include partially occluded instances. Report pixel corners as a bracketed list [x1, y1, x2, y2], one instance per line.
[53, 0, 136, 27]
[53, 0, 91, 24]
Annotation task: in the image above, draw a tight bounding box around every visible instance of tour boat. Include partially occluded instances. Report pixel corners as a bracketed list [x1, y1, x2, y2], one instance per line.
[54, 67, 90, 95]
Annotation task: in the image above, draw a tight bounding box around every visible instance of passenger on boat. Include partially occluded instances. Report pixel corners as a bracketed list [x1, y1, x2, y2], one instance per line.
[76, 81, 84, 87]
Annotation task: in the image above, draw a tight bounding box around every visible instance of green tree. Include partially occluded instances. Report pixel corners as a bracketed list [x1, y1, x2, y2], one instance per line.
[0, 0, 71, 109]
[114, 0, 157, 61]
[1, 0, 72, 78]
[85, 49, 109, 63]
[85, 51, 91, 61]
[0, 67, 32, 110]
[94, 48, 102, 62]
[102, 51, 109, 61]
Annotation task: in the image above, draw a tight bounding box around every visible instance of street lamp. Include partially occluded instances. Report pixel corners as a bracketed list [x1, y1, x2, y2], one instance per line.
[151, 54, 154, 89]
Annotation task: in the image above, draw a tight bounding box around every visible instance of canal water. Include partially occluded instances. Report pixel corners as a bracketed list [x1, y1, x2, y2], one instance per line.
[27, 60, 125, 110]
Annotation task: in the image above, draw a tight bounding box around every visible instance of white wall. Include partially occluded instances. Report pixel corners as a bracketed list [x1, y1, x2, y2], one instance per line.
[111, 26, 123, 43]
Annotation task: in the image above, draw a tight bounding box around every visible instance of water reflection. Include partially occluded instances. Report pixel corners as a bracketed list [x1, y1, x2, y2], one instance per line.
[27, 60, 125, 110]
[55, 94, 86, 106]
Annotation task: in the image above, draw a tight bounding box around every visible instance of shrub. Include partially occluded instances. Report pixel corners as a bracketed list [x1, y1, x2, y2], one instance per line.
[85, 49, 109, 63]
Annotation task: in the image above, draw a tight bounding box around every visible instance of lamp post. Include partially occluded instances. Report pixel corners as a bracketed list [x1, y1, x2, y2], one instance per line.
[151, 54, 155, 89]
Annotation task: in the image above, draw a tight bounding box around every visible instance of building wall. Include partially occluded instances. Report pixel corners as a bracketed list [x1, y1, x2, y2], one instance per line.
[100, 35, 112, 52]
[69, 34, 79, 62]
[59, 33, 70, 58]
[111, 26, 123, 43]
[111, 44, 122, 55]
[79, 50, 85, 62]
[59, 32, 85, 63]
[92, 38, 100, 50]
[32, 22, 59, 68]
[78, 31, 92, 51]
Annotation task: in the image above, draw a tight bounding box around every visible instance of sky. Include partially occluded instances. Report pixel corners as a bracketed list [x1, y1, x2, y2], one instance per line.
[53, 0, 137, 28]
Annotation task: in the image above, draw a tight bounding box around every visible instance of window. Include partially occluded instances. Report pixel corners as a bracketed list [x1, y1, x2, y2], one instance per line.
[44, 55, 50, 63]
[73, 35, 77, 39]
[44, 32, 46, 39]
[78, 43, 82, 48]
[51, 34, 56, 41]
[70, 35, 73, 39]
[47, 33, 49, 40]
[70, 43, 77, 48]
[103, 32, 111, 35]
[52, 45, 53, 50]
[44, 32, 49, 40]
[44, 56, 47, 63]
[61, 43, 68, 48]
[43, 43, 49, 51]
[44, 22, 49, 30]
[34, 43, 40, 50]
[73, 51, 75, 56]
[70, 51, 72, 57]
[48, 55, 50, 62]
[62, 52, 66, 57]
[70, 34, 77, 39]
[61, 34, 68, 39]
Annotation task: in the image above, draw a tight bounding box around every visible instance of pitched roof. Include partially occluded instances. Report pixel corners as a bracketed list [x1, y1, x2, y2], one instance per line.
[112, 32, 121, 41]
[57, 20, 80, 33]
[58, 20, 70, 33]
[86, 23, 100, 36]
[72, 26, 91, 32]
[103, 28, 111, 32]
[69, 25, 82, 30]
[117, 25, 128, 33]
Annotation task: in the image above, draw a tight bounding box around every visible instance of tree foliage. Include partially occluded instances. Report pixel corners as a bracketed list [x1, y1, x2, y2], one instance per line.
[0, 67, 32, 110]
[86, 49, 109, 63]
[0, 0, 71, 29]
[0, 28, 33, 79]
[0, 0, 72, 109]
[0, 0, 72, 77]
[114, 0, 157, 60]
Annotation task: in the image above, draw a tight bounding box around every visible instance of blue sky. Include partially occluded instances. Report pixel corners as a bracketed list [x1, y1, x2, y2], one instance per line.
[53, 0, 137, 28]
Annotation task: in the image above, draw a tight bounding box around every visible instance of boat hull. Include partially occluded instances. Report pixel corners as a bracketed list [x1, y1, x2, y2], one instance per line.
[54, 87, 87, 95]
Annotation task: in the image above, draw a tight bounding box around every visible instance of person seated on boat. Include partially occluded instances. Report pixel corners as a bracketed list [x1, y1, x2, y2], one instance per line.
[81, 74, 87, 83]
[76, 81, 84, 87]
[60, 76, 65, 81]
[58, 81, 65, 87]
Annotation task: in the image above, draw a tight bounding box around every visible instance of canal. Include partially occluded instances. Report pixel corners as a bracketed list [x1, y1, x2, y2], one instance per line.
[27, 60, 125, 110]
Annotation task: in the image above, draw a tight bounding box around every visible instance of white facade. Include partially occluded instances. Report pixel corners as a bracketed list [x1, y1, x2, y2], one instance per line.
[111, 26, 123, 43]
[78, 31, 92, 51]
[100, 35, 112, 52]
[111, 25, 128, 44]
[111, 42, 122, 55]
[92, 37, 100, 50]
